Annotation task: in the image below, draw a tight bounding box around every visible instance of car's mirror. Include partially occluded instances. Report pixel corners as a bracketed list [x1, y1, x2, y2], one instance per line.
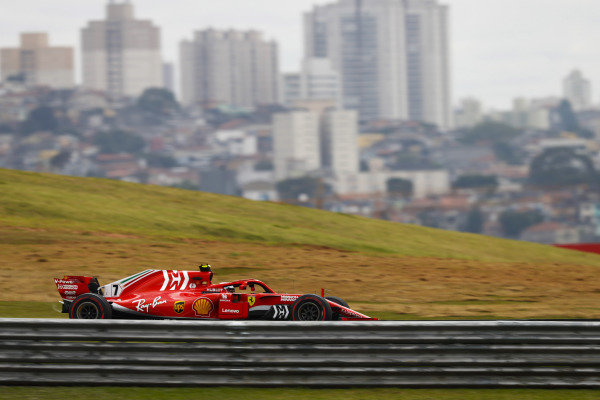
[239, 284, 246, 290]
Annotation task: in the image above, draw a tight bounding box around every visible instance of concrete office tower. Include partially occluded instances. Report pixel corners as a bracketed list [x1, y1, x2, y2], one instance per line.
[405, 0, 452, 129]
[305, 0, 408, 122]
[81, 0, 162, 99]
[273, 111, 321, 180]
[304, 0, 451, 129]
[454, 97, 483, 128]
[322, 109, 359, 175]
[281, 73, 302, 105]
[0, 33, 74, 88]
[563, 70, 592, 111]
[281, 58, 342, 106]
[162, 62, 175, 93]
[180, 29, 279, 108]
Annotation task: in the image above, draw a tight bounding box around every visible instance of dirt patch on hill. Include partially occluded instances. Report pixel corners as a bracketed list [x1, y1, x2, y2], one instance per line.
[1, 229, 599, 318]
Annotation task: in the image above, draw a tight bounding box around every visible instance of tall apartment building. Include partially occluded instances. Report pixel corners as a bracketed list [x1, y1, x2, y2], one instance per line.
[304, 0, 451, 129]
[281, 58, 341, 107]
[81, 0, 162, 99]
[273, 103, 359, 181]
[322, 109, 359, 175]
[162, 62, 175, 93]
[273, 111, 321, 180]
[1, 33, 74, 88]
[404, 0, 451, 128]
[563, 70, 592, 111]
[180, 29, 279, 108]
[454, 97, 483, 128]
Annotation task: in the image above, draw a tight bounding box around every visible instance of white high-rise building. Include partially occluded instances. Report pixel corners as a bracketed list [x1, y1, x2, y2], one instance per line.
[304, 0, 451, 129]
[81, 1, 162, 99]
[405, 0, 452, 128]
[322, 109, 359, 175]
[454, 97, 483, 128]
[0, 33, 74, 88]
[563, 70, 592, 111]
[180, 29, 279, 108]
[281, 73, 302, 105]
[273, 111, 321, 180]
[281, 58, 342, 107]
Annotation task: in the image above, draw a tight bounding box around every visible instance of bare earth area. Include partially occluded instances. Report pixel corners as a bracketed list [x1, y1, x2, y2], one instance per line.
[2, 227, 599, 319]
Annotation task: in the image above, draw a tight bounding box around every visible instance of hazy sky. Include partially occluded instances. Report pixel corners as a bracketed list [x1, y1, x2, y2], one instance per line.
[1, 0, 599, 109]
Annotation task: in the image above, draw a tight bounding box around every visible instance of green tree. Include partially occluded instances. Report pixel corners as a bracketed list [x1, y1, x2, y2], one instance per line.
[386, 178, 413, 198]
[556, 99, 595, 138]
[464, 207, 484, 234]
[453, 175, 498, 190]
[493, 142, 523, 165]
[21, 106, 58, 134]
[171, 180, 200, 191]
[136, 88, 179, 115]
[529, 147, 598, 187]
[557, 100, 579, 133]
[276, 177, 328, 202]
[254, 160, 273, 171]
[460, 121, 522, 144]
[50, 151, 71, 169]
[499, 210, 544, 237]
[93, 130, 145, 154]
[144, 153, 177, 168]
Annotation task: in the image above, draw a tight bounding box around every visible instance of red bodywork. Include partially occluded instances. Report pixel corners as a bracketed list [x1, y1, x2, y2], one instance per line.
[554, 243, 600, 255]
[54, 269, 375, 321]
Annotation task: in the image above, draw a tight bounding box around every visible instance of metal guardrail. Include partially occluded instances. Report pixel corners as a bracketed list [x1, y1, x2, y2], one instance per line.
[2, 318, 600, 387]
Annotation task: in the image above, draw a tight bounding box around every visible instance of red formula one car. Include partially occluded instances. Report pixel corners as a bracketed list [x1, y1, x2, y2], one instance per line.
[54, 265, 375, 321]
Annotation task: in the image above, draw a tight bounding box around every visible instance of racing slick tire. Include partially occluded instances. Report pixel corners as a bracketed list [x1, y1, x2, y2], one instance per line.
[325, 296, 349, 321]
[69, 293, 112, 319]
[291, 294, 332, 321]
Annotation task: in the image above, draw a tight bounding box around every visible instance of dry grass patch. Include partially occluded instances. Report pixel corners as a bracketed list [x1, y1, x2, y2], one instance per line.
[2, 227, 600, 319]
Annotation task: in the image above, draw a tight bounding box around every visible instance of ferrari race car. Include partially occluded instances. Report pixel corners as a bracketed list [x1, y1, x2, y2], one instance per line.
[54, 265, 375, 321]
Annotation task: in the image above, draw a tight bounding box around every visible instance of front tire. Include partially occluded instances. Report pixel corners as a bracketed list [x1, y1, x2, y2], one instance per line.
[291, 294, 332, 321]
[69, 293, 112, 319]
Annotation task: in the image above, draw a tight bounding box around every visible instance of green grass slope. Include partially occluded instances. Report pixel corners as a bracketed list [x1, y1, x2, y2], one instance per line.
[0, 168, 597, 265]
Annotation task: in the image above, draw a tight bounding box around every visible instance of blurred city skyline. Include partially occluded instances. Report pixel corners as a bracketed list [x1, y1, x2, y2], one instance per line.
[1, 0, 599, 109]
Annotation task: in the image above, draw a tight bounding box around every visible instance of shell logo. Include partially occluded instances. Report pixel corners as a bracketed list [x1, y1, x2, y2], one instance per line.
[192, 297, 213, 317]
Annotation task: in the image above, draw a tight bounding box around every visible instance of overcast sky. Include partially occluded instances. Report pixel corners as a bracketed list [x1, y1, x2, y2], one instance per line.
[1, 0, 599, 109]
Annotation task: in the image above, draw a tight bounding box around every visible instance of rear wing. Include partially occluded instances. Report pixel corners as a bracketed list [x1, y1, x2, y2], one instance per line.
[54, 276, 100, 301]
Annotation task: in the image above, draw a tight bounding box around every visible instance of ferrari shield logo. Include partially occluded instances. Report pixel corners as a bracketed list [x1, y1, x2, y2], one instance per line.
[248, 295, 255, 307]
[174, 301, 184, 314]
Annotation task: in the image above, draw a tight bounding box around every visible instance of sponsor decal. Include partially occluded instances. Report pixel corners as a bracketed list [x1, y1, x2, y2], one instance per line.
[221, 294, 228, 300]
[55, 279, 77, 285]
[280, 295, 299, 302]
[57, 284, 78, 290]
[64, 291, 76, 295]
[204, 288, 221, 292]
[174, 301, 185, 314]
[192, 297, 213, 317]
[190, 283, 196, 289]
[272, 305, 290, 319]
[248, 295, 256, 307]
[160, 270, 190, 291]
[341, 309, 362, 318]
[133, 296, 167, 313]
[222, 308, 240, 314]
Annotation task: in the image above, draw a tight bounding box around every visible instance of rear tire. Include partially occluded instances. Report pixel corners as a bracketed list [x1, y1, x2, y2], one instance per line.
[291, 294, 332, 321]
[326, 296, 349, 320]
[69, 293, 112, 319]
